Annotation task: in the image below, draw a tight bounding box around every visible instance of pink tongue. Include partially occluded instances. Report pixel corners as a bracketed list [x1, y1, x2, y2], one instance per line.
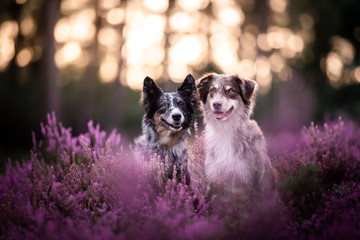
[213, 111, 226, 119]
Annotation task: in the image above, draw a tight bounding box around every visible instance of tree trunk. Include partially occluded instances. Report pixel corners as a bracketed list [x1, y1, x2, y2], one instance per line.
[43, 0, 61, 116]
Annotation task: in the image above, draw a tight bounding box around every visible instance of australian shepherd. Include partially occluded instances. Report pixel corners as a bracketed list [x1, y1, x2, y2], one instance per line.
[135, 74, 197, 184]
[196, 73, 276, 195]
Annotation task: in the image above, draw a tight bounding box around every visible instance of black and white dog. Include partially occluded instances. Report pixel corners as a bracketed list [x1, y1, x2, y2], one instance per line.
[135, 74, 197, 184]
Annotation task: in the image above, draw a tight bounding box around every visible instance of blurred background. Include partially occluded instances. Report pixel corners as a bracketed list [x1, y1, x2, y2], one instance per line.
[1, 0, 360, 167]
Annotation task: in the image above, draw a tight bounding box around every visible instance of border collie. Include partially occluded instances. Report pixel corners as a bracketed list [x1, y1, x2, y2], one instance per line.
[135, 74, 197, 184]
[196, 73, 276, 194]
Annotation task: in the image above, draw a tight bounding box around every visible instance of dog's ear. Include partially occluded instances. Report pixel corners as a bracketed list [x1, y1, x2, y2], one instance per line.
[236, 76, 258, 105]
[177, 74, 197, 112]
[177, 74, 196, 98]
[141, 77, 163, 115]
[196, 73, 215, 104]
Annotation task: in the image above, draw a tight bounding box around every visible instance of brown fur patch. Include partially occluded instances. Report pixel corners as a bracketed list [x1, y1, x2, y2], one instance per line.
[196, 73, 215, 104]
[154, 113, 185, 147]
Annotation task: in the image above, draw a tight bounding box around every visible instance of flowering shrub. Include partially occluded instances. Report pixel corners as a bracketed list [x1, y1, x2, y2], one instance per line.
[275, 117, 360, 238]
[1, 113, 360, 239]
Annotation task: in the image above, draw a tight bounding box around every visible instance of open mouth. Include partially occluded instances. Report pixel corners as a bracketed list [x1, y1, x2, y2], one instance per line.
[213, 106, 234, 120]
[161, 118, 182, 131]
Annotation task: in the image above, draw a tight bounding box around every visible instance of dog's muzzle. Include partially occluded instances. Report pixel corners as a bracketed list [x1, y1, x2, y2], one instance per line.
[161, 116, 183, 131]
[212, 106, 234, 120]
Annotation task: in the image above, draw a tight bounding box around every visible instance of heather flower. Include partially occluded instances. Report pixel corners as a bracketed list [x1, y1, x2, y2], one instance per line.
[274, 118, 360, 238]
[1, 114, 360, 239]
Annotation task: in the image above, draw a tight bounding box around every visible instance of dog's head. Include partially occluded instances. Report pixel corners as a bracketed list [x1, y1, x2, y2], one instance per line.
[197, 73, 257, 121]
[141, 74, 197, 132]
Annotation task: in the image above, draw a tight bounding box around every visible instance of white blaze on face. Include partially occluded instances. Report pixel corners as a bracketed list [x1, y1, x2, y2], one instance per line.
[162, 94, 185, 130]
[208, 81, 237, 121]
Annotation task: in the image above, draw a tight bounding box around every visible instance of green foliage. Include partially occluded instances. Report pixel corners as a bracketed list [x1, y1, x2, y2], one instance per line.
[280, 163, 322, 200]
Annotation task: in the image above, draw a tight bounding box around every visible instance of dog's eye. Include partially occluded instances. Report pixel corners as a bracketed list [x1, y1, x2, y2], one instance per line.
[177, 100, 185, 107]
[229, 89, 234, 94]
[161, 103, 168, 109]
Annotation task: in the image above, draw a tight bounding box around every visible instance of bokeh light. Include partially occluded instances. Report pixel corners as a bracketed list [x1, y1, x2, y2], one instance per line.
[99, 55, 119, 83]
[144, 0, 169, 13]
[98, 0, 120, 10]
[16, 0, 27, 4]
[218, 7, 244, 26]
[269, 0, 288, 13]
[20, 16, 36, 37]
[106, 8, 124, 25]
[0, 21, 18, 71]
[177, 0, 209, 12]
[326, 52, 343, 84]
[16, 48, 33, 67]
[353, 67, 360, 83]
[1, 0, 359, 92]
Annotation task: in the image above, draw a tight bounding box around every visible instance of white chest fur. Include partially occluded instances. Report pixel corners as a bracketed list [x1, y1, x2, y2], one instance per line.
[204, 123, 252, 186]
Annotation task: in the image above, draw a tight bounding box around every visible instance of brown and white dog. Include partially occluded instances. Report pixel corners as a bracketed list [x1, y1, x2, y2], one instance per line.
[196, 73, 276, 195]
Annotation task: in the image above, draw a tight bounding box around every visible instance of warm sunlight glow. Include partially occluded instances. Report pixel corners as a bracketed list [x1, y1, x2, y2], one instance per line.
[61, 0, 90, 12]
[69, 9, 96, 44]
[0, 35, 15, 71]
[125, 14, 166, 50]
[55, 9, 96, 46]
[169, 34, 207, 65]
[144, 65, 164, 80]
[267, 29, 285, 49]
[126, 67, 147, 90]
[73, 51, 90, 69]
[269, 53, 285, 73]
[98, 27, 119, 47]
[0, 38, 15, 63]
[170, 12, 199, 32]
[168, 62, 189, 83]
[44, 0, 319, 90]
[331, 36, 355, 64]
[55, 41, 82, 68]
[241, 32, 257, 50]
[177, 0, 209, 12]
[99, 0, 120, 10]
[16, 48, 33, 67]
[99, 55, 119, 83]
[326, 52, 343, 82]
[239, 59, 256, 79]
[55, 51, 67, 69]
[257, 33, 272, 52]
[20, 17, 35, 37]
[210, 32, 239, 73]
[144, 0, 169, 13]
[353, 67, 360, 83]
[144, 44, 165, 67]
[16, 0, 28, 4]
[54, 18, 70, 43]
[0, 21, 19, 39]
[255, 57, 271, 79]
[257, 74, 272, 93]
[287, 34, 304, 53]
[106, 8, 124, 25]
[218, 7, 244, 26]
[269, 0, 288, 13]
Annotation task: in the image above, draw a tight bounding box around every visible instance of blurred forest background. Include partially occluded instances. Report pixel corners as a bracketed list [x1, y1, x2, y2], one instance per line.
[1, 0, 360, 169]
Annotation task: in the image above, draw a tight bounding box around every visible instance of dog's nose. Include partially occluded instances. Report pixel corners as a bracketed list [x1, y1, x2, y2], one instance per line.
[172, 114, 181, 121]
[213, 101, 222, 110]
